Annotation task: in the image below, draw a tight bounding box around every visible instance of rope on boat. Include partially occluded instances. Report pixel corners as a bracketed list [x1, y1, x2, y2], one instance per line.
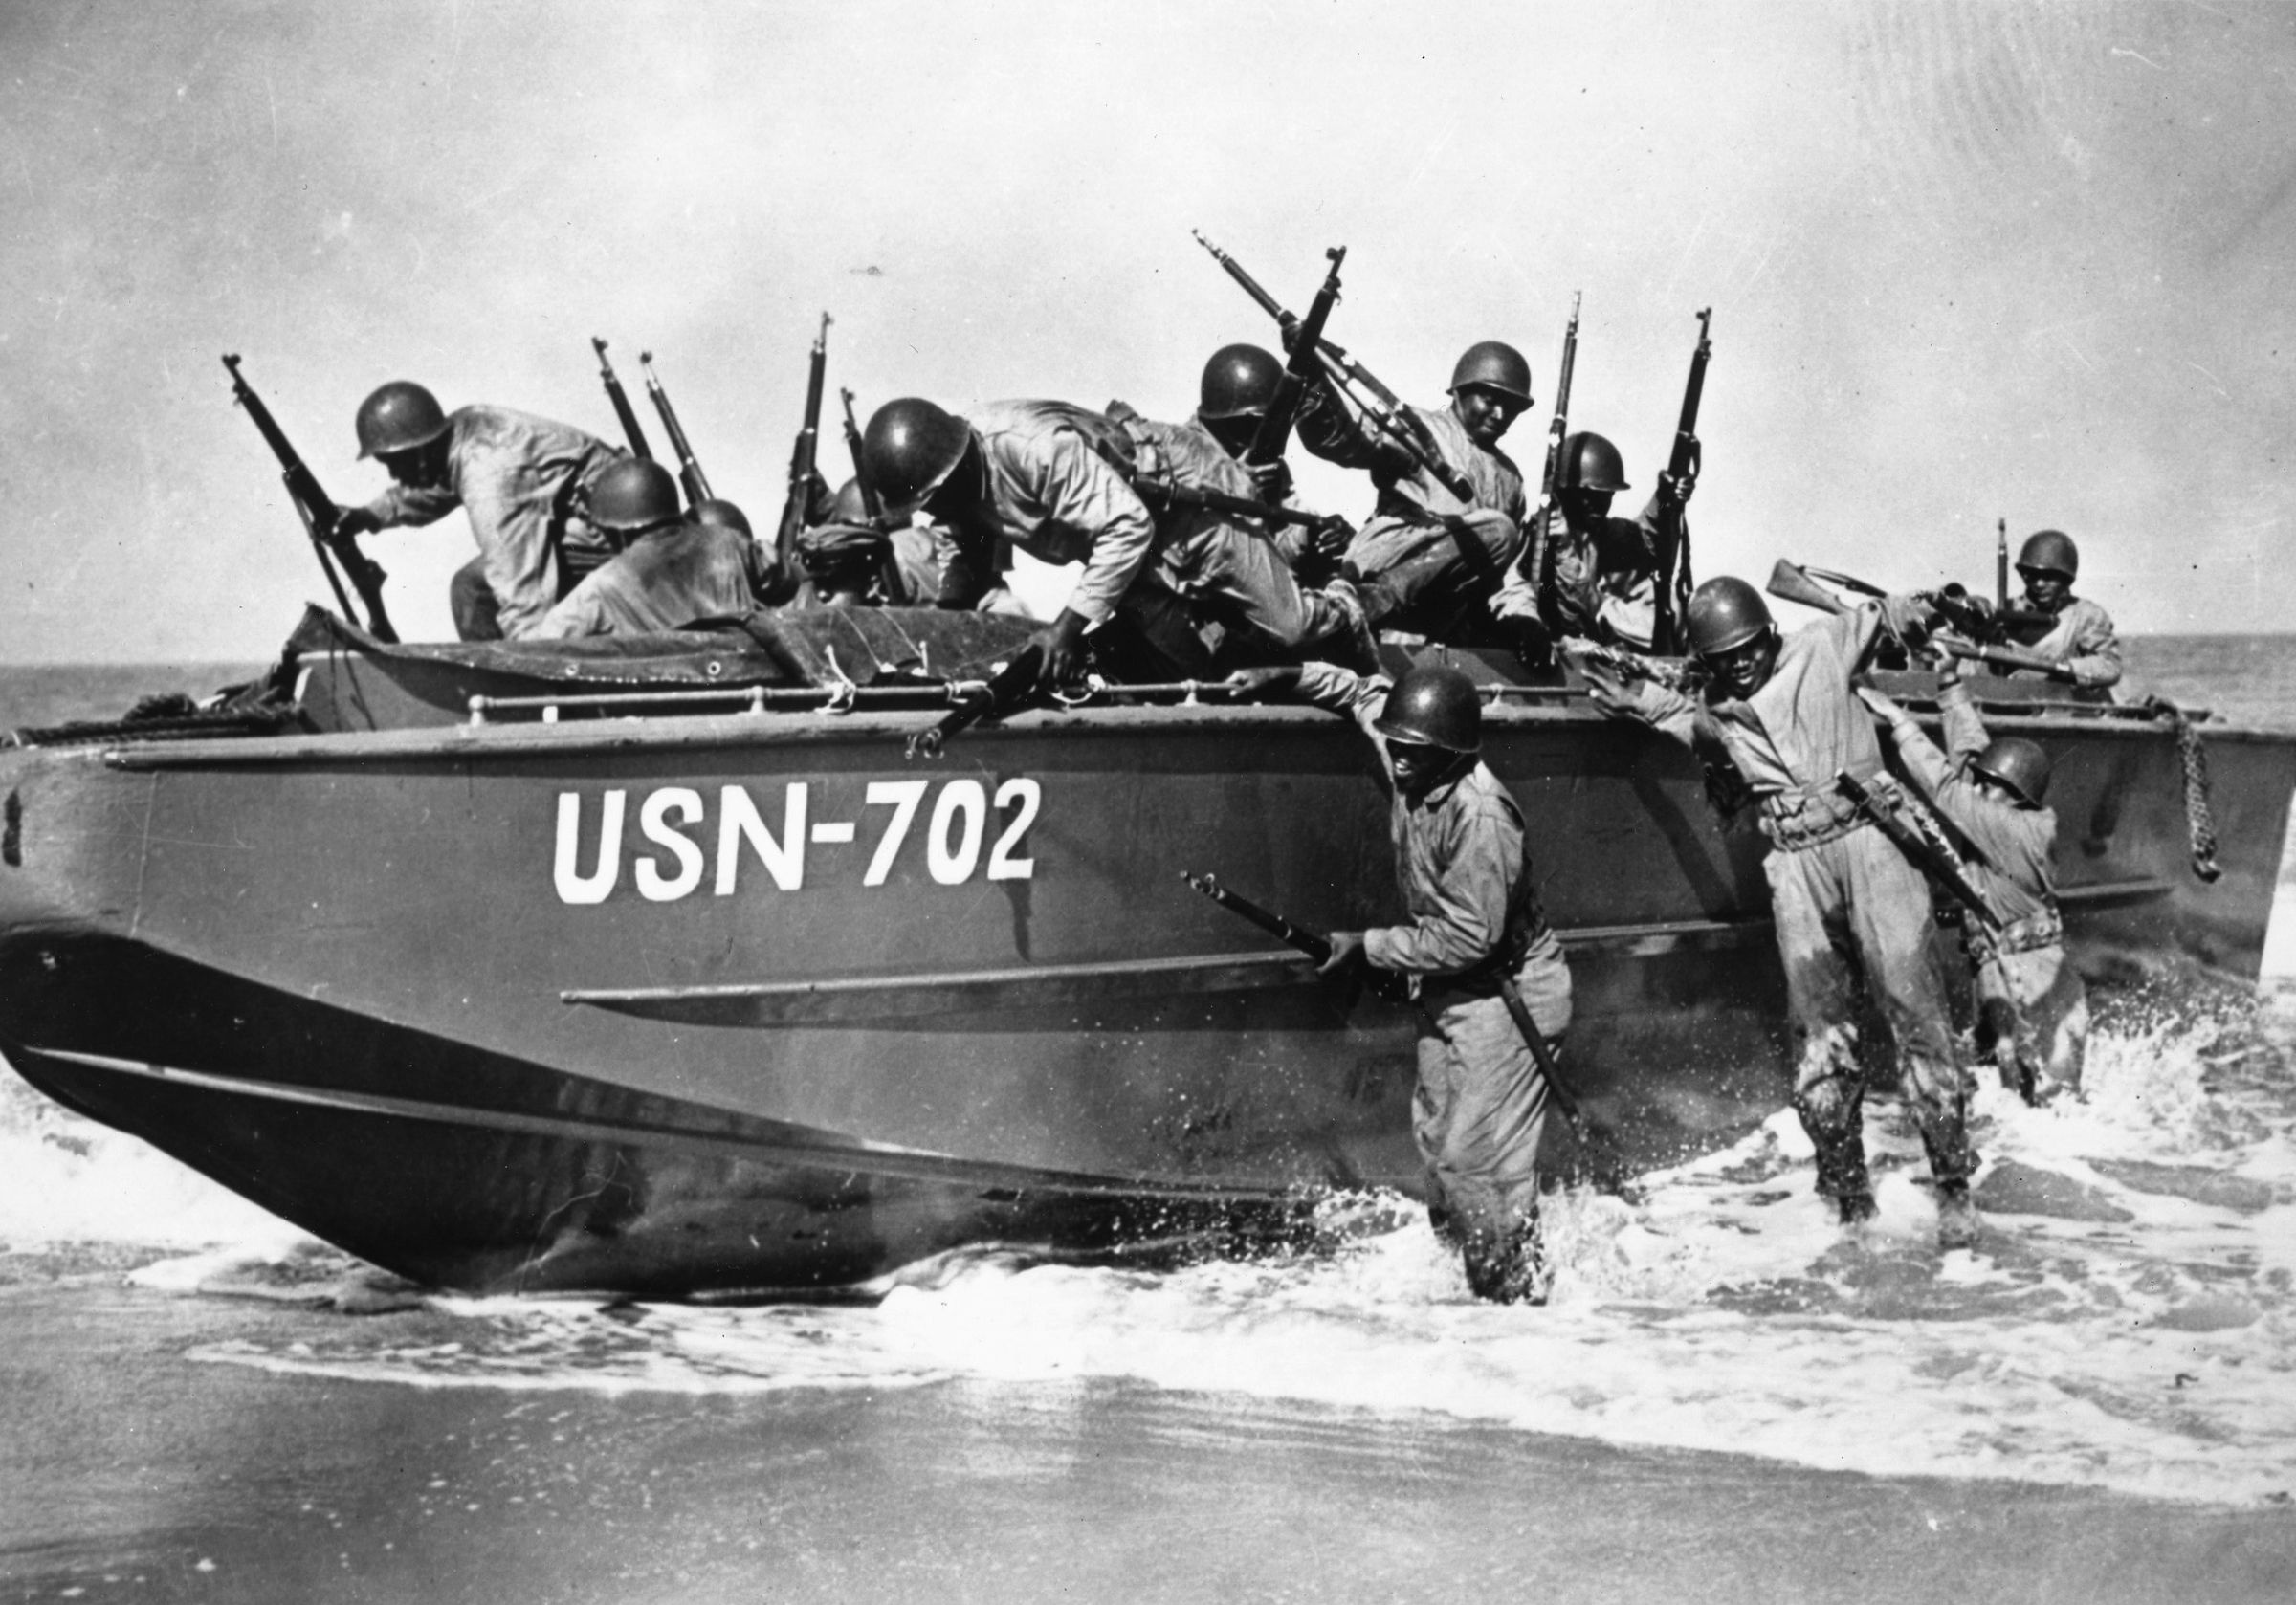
[2140, 695, 2222, 883]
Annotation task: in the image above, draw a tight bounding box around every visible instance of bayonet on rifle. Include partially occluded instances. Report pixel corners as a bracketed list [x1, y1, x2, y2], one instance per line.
[221, 354, 397, 642]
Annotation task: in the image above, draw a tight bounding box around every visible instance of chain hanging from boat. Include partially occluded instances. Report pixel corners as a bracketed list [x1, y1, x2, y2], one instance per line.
[2140, 696, 2223, 883]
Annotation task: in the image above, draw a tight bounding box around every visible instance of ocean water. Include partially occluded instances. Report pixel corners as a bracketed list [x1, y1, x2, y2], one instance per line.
[4, 639, 2295, 1599]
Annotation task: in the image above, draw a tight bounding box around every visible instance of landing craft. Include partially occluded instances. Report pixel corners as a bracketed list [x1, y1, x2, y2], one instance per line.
[1, 606, 2289, 1297]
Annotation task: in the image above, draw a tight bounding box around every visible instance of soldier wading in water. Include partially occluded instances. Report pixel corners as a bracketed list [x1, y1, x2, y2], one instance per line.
[1232, 662, 1573, 1302]
[1583, 578, 1982, 1250]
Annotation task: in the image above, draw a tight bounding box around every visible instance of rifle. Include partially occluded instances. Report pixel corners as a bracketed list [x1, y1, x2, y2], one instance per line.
[639, 351, 712, 509]
[840, 385, 907, 604]
[1765, 560, 2080, 683]
[1245, 246, 1346, 468]
[1180, 870, 1410, 1000]
[1181, 870, 1594, 1137]
[1995, 517, 2009, 613]
[1835, 771, 2001, 935]
[906, 645, 1045, 760]
[591, 338, 654, 461]
[774, 313, 832, 600]
[1193, 231, 1477, 504]
[1527, 292, 1581, 628]
[220, 354, 397, 643]
[1653, 309, 1711, 654]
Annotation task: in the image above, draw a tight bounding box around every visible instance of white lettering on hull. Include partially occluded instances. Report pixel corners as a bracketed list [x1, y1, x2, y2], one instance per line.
[554, 779, 1041, 906]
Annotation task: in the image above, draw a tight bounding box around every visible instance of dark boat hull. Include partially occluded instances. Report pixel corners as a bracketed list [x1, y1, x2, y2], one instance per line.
[2, 628, 2288, 1294]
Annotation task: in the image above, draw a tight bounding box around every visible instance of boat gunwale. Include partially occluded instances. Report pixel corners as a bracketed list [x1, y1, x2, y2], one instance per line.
[80, 697, 2296, 769]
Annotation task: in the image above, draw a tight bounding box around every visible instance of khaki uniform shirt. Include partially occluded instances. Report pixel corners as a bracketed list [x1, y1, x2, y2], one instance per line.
[360, 406, 620, 639]
[959, 400, 1159, 625]
[1299, 663, 1549, 980]
[1874, 680, 2057, 925]
[1297, 393, 1526, 524]
[2012, 596, 2121, 688]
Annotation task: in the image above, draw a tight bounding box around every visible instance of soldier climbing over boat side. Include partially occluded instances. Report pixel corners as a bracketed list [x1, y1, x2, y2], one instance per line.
[1293, 340, 1533, 648]
[1860, 649, 2089, 1103]
[861, 396, 1374, 689]
[1490, 429, 1694, 652]
[526, 459, 756, 640]
[1579, 577, 1984, 1250]
[333, 381, 625, 641]
[1997, 529, 2121, 688]
[1228, 661, 1573, 1303]
[1183, 342, 1354, 582]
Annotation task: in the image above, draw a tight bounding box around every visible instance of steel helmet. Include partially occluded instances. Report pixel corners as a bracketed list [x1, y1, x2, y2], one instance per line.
[691, 497, 754, 539]
[588, 458, 684, 534]
[1447, 341, 1534, 407]
[2016, 529, 2080, 581]
[1971, 737, 2051, 805]
[1558, 431, 1630, 494]
[823, 476, 875, 527]
[1685, 576, 1775, 658]
[862, 398, 972, 516]
[1373, 665, 1482, 754]
[354, 381, 451, 459]
[1200, 343, 1284, 421]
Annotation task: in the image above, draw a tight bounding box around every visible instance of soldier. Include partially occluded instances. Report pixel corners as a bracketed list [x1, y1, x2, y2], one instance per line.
[1999, 529, 2120, 688]
[1861, 654, 2088, 1102]
[1582, 578, 1981, 1248]
[861, 397, 1371, 688]
[793, 478, 940, 609]
[333, 382, 624, 642]
[1184, 343, 1350, 581]
[528, 460, 755, 639]
[1493, 431, 1691, 652]
[1233, 661, 1571, 1303]
[1293, 341, 1533, 645]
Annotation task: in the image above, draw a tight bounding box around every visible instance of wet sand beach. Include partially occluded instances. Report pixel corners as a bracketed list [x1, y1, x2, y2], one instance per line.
[5, 1276, 2294, 1605]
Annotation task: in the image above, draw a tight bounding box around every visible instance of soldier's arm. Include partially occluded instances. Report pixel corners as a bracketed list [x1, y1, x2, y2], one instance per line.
[2064, 604, 2123, 688]
[353, 481, 461, 532]
[1364, 793, 1518, 976]
[1935, 671, 1990, 761]
[1034, 427, 1158, 625]
[526, 575, 610, 640]
[1583, 667, 1700, 748]
[1857, 684, 1955, 800]
[1292, 383, 1413, 478]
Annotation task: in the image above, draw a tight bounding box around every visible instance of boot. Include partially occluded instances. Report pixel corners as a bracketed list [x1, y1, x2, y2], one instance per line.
[1935, 1183, 1981, 1250]
[1836, 1190, 1879, 1227]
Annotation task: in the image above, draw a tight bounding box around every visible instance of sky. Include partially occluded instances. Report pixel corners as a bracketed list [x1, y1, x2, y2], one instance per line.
[2, 0, 2293, 659]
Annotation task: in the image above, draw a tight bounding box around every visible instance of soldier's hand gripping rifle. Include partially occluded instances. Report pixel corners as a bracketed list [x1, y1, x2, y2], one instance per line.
[1181, 870, 1598, 1143]
[1526, 291, 1581, 628]
[591, 338, 654, 461]
[639, 351, 712, 510]
[1193, 231, 1477, 505]
[1834, 770, 2002, 939]
[220, 354, 397, 643]
[1180, 871, 1413, 1002]
[772, 313, 832, 602]
[1766, 560, 2078, 682]
[1651, 309, 1711, 655]
[1245, 245, 1347, 468]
